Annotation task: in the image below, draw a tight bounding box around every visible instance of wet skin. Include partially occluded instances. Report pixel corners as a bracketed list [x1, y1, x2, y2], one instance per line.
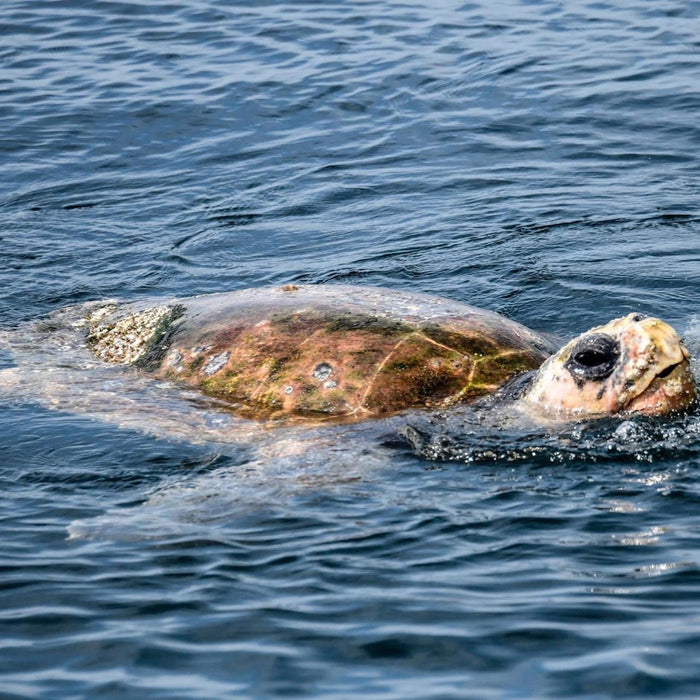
[523, 314, 696, 417]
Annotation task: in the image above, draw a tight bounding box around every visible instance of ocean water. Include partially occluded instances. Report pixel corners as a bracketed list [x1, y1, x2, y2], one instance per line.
[2, 0, 700, 697]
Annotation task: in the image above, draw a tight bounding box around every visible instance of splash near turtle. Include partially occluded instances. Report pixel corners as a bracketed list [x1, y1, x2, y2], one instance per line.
[37, 284, 695, 422]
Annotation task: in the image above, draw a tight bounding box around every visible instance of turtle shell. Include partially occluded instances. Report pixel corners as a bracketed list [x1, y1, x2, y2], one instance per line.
[86, 285, 555, 421]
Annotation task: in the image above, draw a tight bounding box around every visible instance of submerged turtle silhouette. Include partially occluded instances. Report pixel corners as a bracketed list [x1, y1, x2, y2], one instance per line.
[8, 284, 690, 423]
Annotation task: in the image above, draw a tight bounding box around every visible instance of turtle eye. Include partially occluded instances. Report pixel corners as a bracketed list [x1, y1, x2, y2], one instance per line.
[564, 333, 620, 381]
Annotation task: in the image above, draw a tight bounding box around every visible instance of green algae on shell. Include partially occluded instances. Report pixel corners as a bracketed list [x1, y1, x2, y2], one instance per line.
[81, 285, 556, 422]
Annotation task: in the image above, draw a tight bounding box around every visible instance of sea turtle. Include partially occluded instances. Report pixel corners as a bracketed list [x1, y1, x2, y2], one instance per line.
[5, 283, 691, 423]
[2, 284, 696, 539]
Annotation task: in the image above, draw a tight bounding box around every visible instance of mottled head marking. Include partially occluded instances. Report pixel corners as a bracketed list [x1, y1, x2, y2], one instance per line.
[523, 314, 696, 417]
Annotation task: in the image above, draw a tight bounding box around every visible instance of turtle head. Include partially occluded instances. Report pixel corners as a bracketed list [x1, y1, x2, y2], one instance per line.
[522, 314, 696, 417]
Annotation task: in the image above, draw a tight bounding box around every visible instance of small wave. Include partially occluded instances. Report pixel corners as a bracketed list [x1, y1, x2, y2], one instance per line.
[401, 402, 700, 467]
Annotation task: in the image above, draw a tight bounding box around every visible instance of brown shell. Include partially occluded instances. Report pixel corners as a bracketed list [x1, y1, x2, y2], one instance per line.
[88, 285, 555, 422]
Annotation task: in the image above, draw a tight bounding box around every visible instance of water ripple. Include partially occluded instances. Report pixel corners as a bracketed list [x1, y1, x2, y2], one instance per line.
[3, 0, 700, 697]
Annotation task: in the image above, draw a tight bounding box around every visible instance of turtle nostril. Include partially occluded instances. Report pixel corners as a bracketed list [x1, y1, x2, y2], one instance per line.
[631, 313, 646, 323]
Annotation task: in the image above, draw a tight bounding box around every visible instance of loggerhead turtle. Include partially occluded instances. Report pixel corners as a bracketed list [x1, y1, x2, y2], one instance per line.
[3, 284, 695, 539]
[6, 283, 690, 424]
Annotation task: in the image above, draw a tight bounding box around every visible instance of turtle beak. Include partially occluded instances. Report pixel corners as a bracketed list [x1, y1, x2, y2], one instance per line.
[622, 318, 697, 415]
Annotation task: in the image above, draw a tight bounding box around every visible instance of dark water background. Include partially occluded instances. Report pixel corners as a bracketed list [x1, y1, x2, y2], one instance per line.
[2, 0, 700, 697]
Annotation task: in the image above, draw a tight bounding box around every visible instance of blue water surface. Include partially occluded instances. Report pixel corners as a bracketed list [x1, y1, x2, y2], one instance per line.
[2, 0, 700, 697]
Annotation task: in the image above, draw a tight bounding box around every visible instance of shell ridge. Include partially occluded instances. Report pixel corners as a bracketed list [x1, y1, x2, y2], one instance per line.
[358, 334, 411, 411]
[410, 330, 478, 406]
[246, 323, 329, 405]
[415, 331, 464, 356]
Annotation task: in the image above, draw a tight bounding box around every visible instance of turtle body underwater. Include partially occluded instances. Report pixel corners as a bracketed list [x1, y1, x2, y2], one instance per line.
[50, 284, 696, 422]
